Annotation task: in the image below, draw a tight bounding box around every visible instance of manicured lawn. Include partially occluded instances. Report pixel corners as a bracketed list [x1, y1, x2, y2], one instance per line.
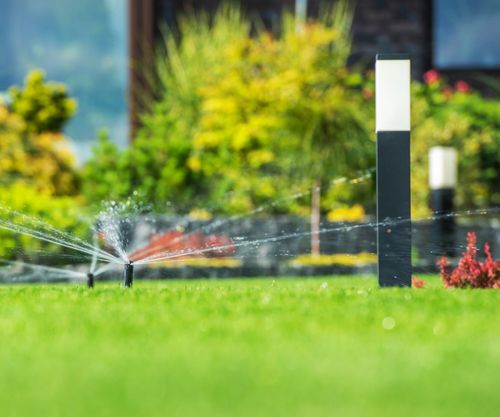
[0, 276, 498, 417]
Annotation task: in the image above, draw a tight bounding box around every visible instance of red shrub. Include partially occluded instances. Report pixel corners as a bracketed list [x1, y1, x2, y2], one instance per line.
[412, 276, 426, 288]
[129, 231, 235, 262]
[438, 232, 500, 289]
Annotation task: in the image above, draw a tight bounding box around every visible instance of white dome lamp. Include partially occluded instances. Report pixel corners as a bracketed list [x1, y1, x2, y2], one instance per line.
[429, 146, 458, 257]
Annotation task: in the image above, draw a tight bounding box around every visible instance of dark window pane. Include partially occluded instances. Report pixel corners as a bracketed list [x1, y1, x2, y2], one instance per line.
[433, 0, 500, 69]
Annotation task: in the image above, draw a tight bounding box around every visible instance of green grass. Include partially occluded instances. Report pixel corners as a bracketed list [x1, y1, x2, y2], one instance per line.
[0, 276, 499, 417]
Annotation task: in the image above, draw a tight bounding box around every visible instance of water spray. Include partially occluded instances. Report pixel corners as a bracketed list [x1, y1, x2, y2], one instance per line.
[87, 272, 95, 288]
[123, 261, 134, 287]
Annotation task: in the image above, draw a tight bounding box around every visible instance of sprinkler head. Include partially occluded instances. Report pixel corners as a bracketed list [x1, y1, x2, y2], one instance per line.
[123, 262, 134, 288]
[87, 273, 95, 288]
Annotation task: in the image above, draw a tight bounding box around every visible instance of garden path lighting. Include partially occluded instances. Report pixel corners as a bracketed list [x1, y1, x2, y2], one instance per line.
[429, 146, 457, 257]
[375, 54, 412, 287]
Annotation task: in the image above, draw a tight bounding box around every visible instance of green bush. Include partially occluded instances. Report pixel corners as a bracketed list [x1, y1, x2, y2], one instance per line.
[8, 69, 77, 134]
[0, 183, 89, 261]
[0, 70, 79, 196]
[83, 6, 499, 217]
[0, 71, 83, 260]
[83, 3, 373, 215]
[411, 71, 500, 216]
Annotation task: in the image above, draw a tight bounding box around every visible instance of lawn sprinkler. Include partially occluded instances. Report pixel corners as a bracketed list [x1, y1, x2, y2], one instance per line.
[87, 272, 95, 288]
[123, 261, 134, 288]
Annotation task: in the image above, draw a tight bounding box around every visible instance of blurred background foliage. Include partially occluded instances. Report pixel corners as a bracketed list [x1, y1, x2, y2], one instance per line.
[0, 2, 499, 260]
[0, 70, 79, 195]
[0, 183, 88, 261]
[83, 2, 499, 218]
[83, 3, 375, 215]
[410, 72, 500, 216]
[0, 71, 86, 259]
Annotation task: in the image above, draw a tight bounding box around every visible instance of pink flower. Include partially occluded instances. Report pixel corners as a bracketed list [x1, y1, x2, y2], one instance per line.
[455, 80, 471, 93]
[423, 69, 440, 85]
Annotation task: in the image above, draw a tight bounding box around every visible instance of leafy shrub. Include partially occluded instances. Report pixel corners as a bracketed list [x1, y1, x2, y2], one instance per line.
[129, 230, 236, 262]
[411, 277, 426, 288]
[82, 6, 249, 211]
[411, 71, 500, 216]
[289, 253, 376, 267]
[0, 183, 89, 261]
[438, 232, 500, 289]
[327, 204, 365, 222]
[0, 105, 79, 195]
[358, 69, 500, 217]
[190, 6, 372, 214]
[0, 70, 79, 196]
[8, 69, 77, 134]
[83, 3, 373, 215]
[0, 71, 84, 260]
[83, 7, 499, 218]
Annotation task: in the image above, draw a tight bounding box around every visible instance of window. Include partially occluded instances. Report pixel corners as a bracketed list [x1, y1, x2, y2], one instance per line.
[433, 0, 500, 69]
[0, 0, 128, 158]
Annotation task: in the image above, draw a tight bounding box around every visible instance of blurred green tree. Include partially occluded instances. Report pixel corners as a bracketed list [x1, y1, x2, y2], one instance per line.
[9, 69, 77, 134]
[83, 3, 374, 234]
[0, 70, 79, 196]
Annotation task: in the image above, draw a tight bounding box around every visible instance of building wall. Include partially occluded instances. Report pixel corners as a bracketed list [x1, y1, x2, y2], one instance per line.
[154, 0, 432, 79]
[350, 0, 431, 78]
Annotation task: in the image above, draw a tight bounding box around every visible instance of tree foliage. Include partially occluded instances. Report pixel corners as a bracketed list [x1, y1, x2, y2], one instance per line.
[0, 70, 83, 259]
[0, 183, 88, 261]
[0, 72, 79, 196]
[410, 71, 500, 216]
[8, 69, 77, 134]
[83, 3, 374, 214]
[83, 5, 499, 218]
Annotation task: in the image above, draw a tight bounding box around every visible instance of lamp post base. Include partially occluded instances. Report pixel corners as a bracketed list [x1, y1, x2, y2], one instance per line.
[377, 131, 412, 287]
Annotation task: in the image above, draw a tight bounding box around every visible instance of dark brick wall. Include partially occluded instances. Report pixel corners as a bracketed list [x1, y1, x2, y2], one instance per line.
[350, 0, 431, 78]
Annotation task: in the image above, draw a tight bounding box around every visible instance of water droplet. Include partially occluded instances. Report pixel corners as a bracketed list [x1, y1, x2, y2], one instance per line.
[261, 294, 272, 304]
[382, 317, 396, 330]
[432, 323, 442, 336]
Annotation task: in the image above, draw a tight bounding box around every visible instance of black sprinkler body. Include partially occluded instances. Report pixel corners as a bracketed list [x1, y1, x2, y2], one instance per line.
[87, 272, 94, 288]
[124, 262, 134, 287]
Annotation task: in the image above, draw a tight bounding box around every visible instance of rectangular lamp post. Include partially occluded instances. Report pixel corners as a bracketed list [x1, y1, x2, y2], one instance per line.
[375, 54, 412, 287]
[429, 146, 457, 257]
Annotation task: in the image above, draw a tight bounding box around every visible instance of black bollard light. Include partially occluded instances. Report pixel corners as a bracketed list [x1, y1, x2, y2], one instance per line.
[87, 272, 95, 288]
[123, 262, 134, 288]
[429, 146, 457, 258]
[375, 54, 412, 287]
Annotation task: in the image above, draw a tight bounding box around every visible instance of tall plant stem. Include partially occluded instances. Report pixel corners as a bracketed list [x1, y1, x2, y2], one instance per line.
[311, 177, 321, 257]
